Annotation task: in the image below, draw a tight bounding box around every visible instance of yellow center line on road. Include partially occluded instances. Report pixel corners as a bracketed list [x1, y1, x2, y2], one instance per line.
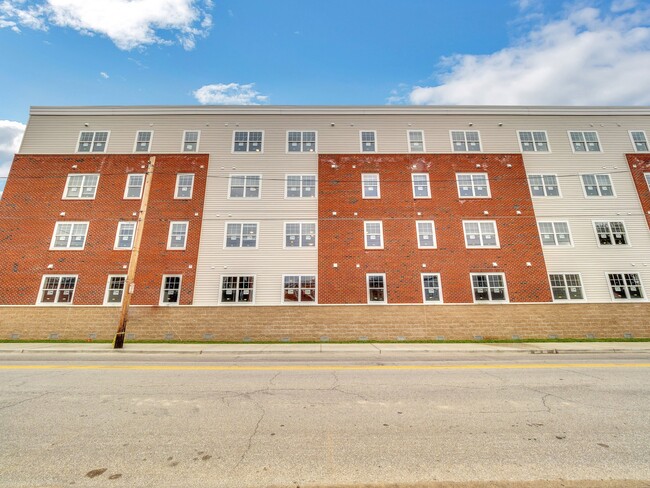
[0, 363, 649, 371]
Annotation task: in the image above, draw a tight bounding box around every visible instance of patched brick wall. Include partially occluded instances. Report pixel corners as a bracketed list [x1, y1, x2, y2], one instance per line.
[626, 154, 650, 230]
[318, 154, 552, 304]
[0, 154, 208, 305]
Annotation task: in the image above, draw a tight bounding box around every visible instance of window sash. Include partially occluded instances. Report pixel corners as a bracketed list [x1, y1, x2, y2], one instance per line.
[608, 273, 644, 300]
[283, 275, 316, 302]
[472, 274, 506, 301]
[367, 274, 386, 303]
[78, 131, 108, 152]
[234, 131, 263, 152]
[361, 131, 376, 152]
[364, 221, 383, 248]
[285, 222, 316, 248]
[287, 131, 316, 152]
[463, 221, 498, 247]
[362, 173, 380, 198]
[549, 274, 584, 300]
[168, 222, 188, 249]
[175, 174, 195, 198]
[528, 174, 559, 197]
[221, 276, 255, 302]
[422, 274, 441, 302]
[595, 221, 627, 245]
[416, 221, 436, 248]
[115, 222, 136, 249]
[408, 130, 424, 152]
[412, 173, 431, 198]
[39, 275, 77, 304]
[125, 174, 145, 199]
[538, 222, 571, 246]
[162, 276, 181, 304]
[106, 276, 126, 304]
[135, 131, 152, 152]
[456, 173, 489, 198]
[65, 174, 99, 199]
[225, 223, 258, 248]
[286, 174, 316, 198]
[52, 222, 88, 249]
[630, 131, 649, 151]
[582, 174, 613, 197]
[230, 175, 261, 198]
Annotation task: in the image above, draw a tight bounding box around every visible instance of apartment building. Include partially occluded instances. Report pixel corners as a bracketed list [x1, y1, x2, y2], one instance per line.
[0, 105, 649, 341]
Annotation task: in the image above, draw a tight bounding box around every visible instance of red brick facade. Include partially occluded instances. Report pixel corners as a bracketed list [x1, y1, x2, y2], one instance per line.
[317, 154, 552, 304]
[626, 154, 650, 230]
[0, 154, 208, 305]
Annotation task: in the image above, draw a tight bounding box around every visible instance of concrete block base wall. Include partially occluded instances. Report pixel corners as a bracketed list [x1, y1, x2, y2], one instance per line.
[0, 304, 648, 341]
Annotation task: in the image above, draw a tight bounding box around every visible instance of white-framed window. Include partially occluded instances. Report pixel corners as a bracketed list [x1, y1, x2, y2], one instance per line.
[224, 222, 258, 248]
[366, 273, 386, 304]
[594, 221, 629, 246]
[407, 130, 425, 152]
[538, 221, 572, 246]
[160, 275, 182, 305]
[629, 131, 649, 152]
[412, 173, 431, 198]
[134, 131, 153, 152]
[287, 131, 317, 152]
[77, 131, 109, 153]
[283, 275, 316, 303]
[284, 222, 316, 248]
[286, 174, 316, 198]
[518, 131, 550, 152]
[182, 131, 200, 152]
[221, 275, 255, 303]
[175, 173, 195, 199]
[362, 173, 380, 199]
[104, 275, 126, 305]
[50, 222, 89, 250]
[450, 130, 481, 152]
[167, 221, 189, 250]
[229, 175, 261, 198]
[581, 174, 615, 197]
[463, 221, 499, 248]
[364, 221, 384, 249]
[528, 174, 560, 197]
[645, 173, 650, 191]
[416, 221, 436, 248]
[421, 273, 442, 303]
[114, 222, 136, 250]
[233, 131, 263, 152]
[63, 174, 99, 200]
[456, 173, 490, 198]
[37, 275, 78, 304]
[124, 174, 144, 199]
[569, 131, 601, 152]
[607, 273, 645, 300]
[549, 273, 584, 301]
[360, 130, 377, 152]
[471, 273, 508, 302]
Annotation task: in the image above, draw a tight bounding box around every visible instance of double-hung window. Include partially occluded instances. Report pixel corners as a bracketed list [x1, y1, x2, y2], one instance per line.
[175, 173, 195, 199]
[233, 131, 263, 152]
[50, 222, 89, 250]
[63, 174, 99, 200]
[463, 221, 499, 248]
[594, 221, 628, 246]
[518, 131, 549, 152]
[607, 273, 644, 300]
[167, 221, 189, 250]
[581, 174, 614, 197]
[362, 173, 380, 199]
[412, 173, 431, 198]
[104, 275, 126, 305]
[283, 275, 316, 303]
[569, 131, 601, 152]
[421, 274, 442, 303]
[364, 221, 384, 249]
[229, 175, 261, 198]
[221, 276, 255, 303]
[528, 174, 560, 197]
[360, 131, 377, 152]
[114, 222, 136, 250]
[225, 222, 258, 248]
[456, 173, 490, 198]
[416, 221, 436, 248]
[285, 222, 316, 248]
[645, 173, 650, 191]
[124, 174, 144, 199]
[630, 131, 649, 152]
[538, 222, 572, 246]
[160, 275, 182, 305]
[451, 130, 481, 152]
[367, 273, 386, 304]
[182, 131, 199, 152]
[471, 273, 508, 302]
[287, 131, 316, 152]
[549, 274, 584, 300]
[134, 131, 152, 152]
[38, 275, 77, 304]
[408, 130, 425, 152]
[77, 131, 109, 152]
[286, 175, 316, 198]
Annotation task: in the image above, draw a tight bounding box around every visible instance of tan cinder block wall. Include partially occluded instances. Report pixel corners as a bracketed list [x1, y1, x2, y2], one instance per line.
[1, 304, 649, 341]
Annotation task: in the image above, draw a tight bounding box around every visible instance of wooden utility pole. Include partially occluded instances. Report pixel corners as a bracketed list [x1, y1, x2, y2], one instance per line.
[113, 156, 156, 349]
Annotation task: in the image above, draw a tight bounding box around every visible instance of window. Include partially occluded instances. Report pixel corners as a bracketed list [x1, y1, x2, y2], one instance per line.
[581, 174, 614, 197]
[451, 130, 481, 152]
[645, 173, 650, 191]
[549, 274, 584, 301]
[134, 131, 152, 152]
[630, 131, 649, 152]
[285, 175, 316, 198]
[38, 275, 77, 304]
[224, 222, 258, 248]
[471, 273, 508, 302]
[416, 221, 436, 248]
[360, 131, 376, 152]
[287, 131, 317, 152]
[229, 175, 261, 198]
[518, 131, 549, 152]
[182, 131, 199, 152]
[594, 221, 628, 246]
[456, 173, 490, 198]
[104, 275, 126, 305]
[114, 222, 136, 250]
[538, 222, 572, 246]
[408, 130, 425, 152]
[366, 273, 386, 304]
[160, 275, 182, 305]
[285, 222, 316, 248]
[283, 275, 316, 303]
[421, 273, 442, 303]
[50, 222, 89, 250]
[221, 276, 255, 303]
[167, 221, 189, 250]
[233, 131, 263, 152]
[77, 131, 108, 153]
[362, 173, 380, 199]
[175, 173, 195, 199]
[63, 174, 99, 200]
[607, 273, 644, 300]
[412, 173, 431, 198]
[364, 221, 383, 249]
[528, 174, 560, 197]
[569, 131, 601, 152]
[124, 174, 144, 199]
[463, 221, 499, 248]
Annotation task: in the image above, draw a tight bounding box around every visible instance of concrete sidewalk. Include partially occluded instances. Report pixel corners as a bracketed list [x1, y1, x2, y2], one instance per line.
[0, 341, 649, 355]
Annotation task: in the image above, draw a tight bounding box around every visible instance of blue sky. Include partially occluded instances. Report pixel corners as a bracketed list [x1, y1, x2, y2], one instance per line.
[1, 0, 650, 191]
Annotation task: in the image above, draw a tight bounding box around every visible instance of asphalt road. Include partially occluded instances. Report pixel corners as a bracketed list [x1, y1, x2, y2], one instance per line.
[0, 351, 649, 488]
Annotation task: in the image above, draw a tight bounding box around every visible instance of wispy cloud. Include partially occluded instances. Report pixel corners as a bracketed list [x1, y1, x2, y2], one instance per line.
[100, 71, 109, 79]
[0, 120, 26, 194]
[193, 83, 269, 105]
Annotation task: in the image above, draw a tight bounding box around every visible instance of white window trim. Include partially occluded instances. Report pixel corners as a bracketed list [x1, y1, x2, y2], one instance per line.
[36, 274, 79, 305]
[645, 173, 650, 191]
[159, 274, 182, 306]
[62, 174, 100, 200]
[132, 130, 154, 153]
[528, 173, 562, 198]
[364, 221, 384, 250]
[366, 273, 387, 304]
[628, 130, 649, 153]
[113, 221, 137, 250]
[283, 221, 317, 249]
[449, 130, 482, 152]
[223, 222, 260, 249]
[592, 219, 631, 247]
[537, 221, 574, 248]
[284, 174, 317, 199]
[219, 274, 257, 305]
[227, 174, 262, 199]
[286, 130, 318, 154]
[604, 271, 647, 302]
[421, 273, 443, 304]
[281, 274, 318, 304]
[415, 220, 437, 249]
[123, 174, 145, 200]
[470, 273, 509, 304]
[103, 274, 127, 306]
[547, 272, 587, 302]
[167, 221, 189, 250]
[411, 173, 431, 199]
[174, 173, 195, 200]
[361, 173, 381, 199]
[359, 130, 377, 153]
[231, 130, 265, 154]
[456, 173, 492, 199]
[181, 130, 201, 153]
[567, 130, 603, 154]
[462, 220, 500, 249]
[517, 130, 552, 153]
[407, 129, 426, 153]
[49, 221, 89, 251]
[579, 173, 616, 198]
[75, 130, 110, 153]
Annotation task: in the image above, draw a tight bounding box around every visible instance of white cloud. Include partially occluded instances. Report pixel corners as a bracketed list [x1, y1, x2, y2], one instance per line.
[100, 71, 109, 79]
[193, 83, 269, 105]
[409, 5, 650, 105]
[0, 0, 213, 50]
[611, 0, 637, 13]
[0, 120, 26, 196]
